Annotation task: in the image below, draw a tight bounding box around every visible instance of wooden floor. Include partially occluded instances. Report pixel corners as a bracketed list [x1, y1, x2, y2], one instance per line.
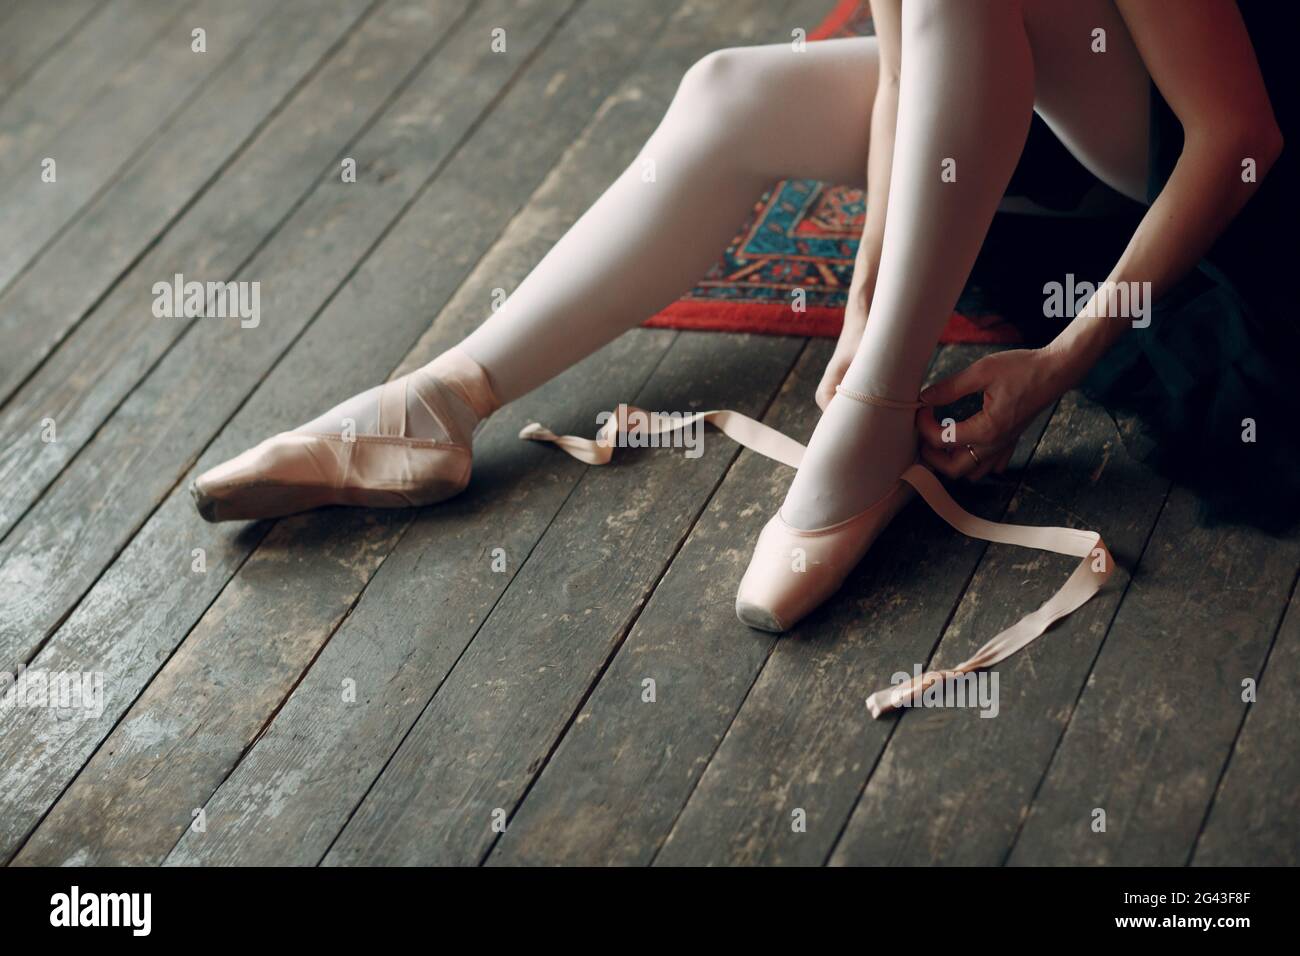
[2, 0, 1296, 868]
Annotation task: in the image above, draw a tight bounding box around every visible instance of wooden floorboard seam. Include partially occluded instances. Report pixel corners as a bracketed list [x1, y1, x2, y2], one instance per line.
[816, 390, 1067, 866]
[10, 0, 684, 867]
[0, 0, 375, 432]
[639, 343, 821, 868]
[3, 0, 498, 668]
[638, 346, 818, 866]
[157, 529, 386, 866]
[995, 478, 1174, 865]
[1, 522, 276, 866]
[0, 0, 435, 545]
[313, 332, 688, 869]
[481, 335, 810, 866]
[0, 0, 384, 415]
[0, 1, 102, 113]
[1182, 561, 1300, 864]
[0, 0, 200, 181]
[10, 0, 586, 863]
[0, 0, 273, 304]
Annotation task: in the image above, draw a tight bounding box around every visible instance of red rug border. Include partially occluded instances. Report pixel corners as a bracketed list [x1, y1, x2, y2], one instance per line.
[646, 301, 1019, 345]
[809, 0, 864, 40]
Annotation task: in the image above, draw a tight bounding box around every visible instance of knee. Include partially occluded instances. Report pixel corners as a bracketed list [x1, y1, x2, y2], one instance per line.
[681, 46, 747, 85]
[674, 46, 762, 116]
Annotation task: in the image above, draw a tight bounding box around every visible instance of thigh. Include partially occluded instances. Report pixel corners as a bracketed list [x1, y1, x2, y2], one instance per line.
[678, 36, 879, 187]
[1022, 0, 1151, 203]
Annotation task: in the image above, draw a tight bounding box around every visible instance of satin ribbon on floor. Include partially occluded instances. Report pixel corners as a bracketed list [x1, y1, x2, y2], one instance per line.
[520, 404, 1112, 718]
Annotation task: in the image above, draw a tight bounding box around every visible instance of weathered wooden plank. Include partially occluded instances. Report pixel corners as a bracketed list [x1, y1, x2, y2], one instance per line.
[1007, 490, 1300, 865]
[0, 0, 269, 295]
[651, 346, 1055, 866]
[168, 0, 824, 869]
[2, 0, 670, 868]
[17, 0, 681, 868]
[487, 340, 826, 867]
[27, 0, 811, 868]
[0, 0, 470, 664]
[163, 333, 677, 867]
[829, 390, 1169, 866]
[323, 329, 801, 867]
[0, 0, 100, 104]
[0, 0, 375, 438]
[322, 0, 863, 868]
[0, 0, 587, 863]
[1193, 591, 1300, 865]
[0, 0, 196, 169]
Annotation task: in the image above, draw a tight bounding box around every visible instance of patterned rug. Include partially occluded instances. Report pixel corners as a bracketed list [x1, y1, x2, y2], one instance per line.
[644, 0, 1019, 343]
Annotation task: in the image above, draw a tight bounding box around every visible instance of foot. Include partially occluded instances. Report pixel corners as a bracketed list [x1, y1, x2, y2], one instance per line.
[734, 385, 922, 632]
[191, 348, 498, 522]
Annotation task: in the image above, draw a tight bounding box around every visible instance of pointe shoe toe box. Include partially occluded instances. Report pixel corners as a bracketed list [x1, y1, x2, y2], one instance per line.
[735, 483, 913, 633]
[192, 432, 470, 522]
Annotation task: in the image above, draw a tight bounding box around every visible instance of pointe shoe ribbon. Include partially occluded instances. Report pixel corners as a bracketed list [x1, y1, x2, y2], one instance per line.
[863, 465, 1110, 717]
[519, 404, 803, 467]
[522, 403, 1112, 719]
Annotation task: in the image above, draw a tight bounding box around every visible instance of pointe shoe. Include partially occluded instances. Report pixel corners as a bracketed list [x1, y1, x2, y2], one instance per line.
[191, 347, 498, 522]
[734, 481, 913, 633]
[734, 386, 923, 633]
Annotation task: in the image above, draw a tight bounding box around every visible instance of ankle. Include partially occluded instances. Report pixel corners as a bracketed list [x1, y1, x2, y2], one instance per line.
[780, 396, 918, 530]
[424, 347, 500, 421]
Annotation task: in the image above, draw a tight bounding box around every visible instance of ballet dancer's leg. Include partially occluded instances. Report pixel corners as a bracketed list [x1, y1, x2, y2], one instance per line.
[781, 0, 1149, 530]
[198, 38, 884, 520]
[311, 38, 882, 437]
[459, 38, 880, 404]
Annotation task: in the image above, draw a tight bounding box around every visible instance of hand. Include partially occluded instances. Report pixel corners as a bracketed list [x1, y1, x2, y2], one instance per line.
[915, 347, 1075, 480]
[815, 285, 870, 411]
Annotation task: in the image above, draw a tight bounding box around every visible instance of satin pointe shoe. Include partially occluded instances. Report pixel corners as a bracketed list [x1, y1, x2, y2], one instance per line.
[191, 347, 498, 522]
[734, 386, 921, 633]
[520, 389, 1112, 719]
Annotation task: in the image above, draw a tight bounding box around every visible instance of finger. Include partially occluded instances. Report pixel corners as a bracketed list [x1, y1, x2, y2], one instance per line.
[916, 407, 952, 450]
[816, 352, 854, 412]
[948, 411, 1001, 448]
[919, 356, 994, 407]
[919, 406, 1000, 451]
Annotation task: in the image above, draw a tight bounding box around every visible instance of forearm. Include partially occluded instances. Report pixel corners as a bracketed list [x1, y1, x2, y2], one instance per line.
[1048, 127, 1281, 384]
